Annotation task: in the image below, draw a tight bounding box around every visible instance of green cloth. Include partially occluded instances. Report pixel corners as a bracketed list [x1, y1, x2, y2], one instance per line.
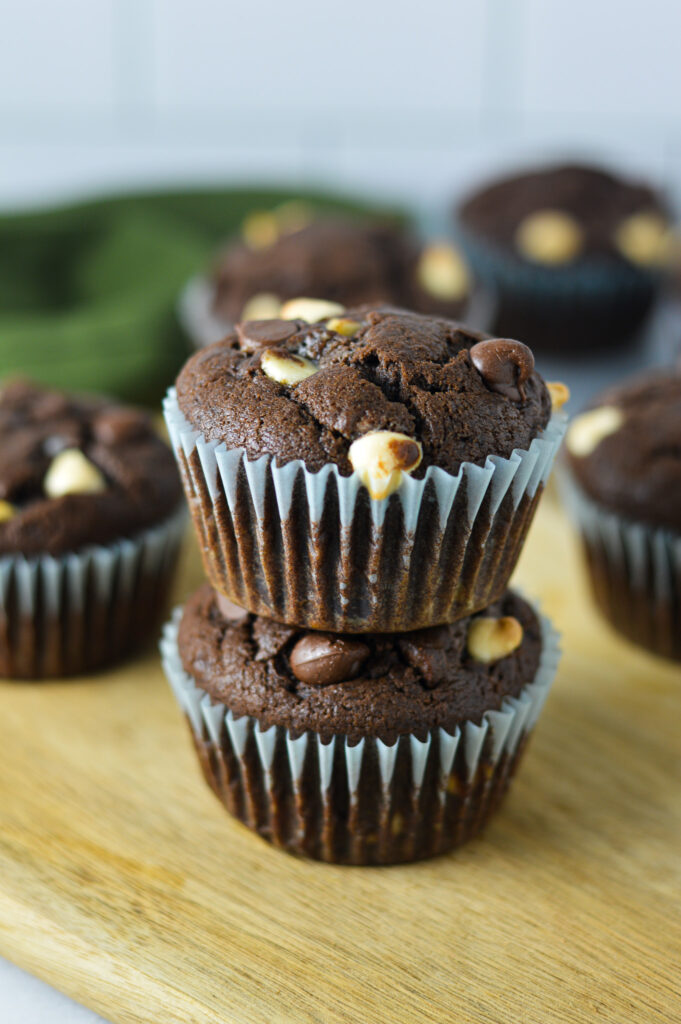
[0, 188, 401, 404]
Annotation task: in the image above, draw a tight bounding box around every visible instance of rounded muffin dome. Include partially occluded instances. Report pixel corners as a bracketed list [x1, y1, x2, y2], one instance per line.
[176, 305, 552, 479]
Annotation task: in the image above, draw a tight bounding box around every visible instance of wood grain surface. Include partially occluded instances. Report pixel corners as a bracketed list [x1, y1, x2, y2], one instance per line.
[0, 489, 679, 1024]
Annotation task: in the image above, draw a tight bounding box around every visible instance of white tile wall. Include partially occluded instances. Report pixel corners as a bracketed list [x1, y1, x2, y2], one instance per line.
[0, 0, 679, 211]
[150, 0, 487, 116]
[0, 0, 118, 115]
[520, 0, 681, 122]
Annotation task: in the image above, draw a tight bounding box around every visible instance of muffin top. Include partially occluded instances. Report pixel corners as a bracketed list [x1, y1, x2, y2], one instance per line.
[176, 306, 552, 486]
[565, 369, 681, 532]
[458, 163, 671, 269]
[211, 214, 470, 326]
[0, 379, 182, 557]
[179, 584, 543, 744]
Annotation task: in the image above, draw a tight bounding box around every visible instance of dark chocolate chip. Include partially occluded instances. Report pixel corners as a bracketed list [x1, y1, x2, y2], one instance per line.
[93, 408, 151, 445]
[398, 625, 452, 687]
[289, 633, 370, 686]
[469, 338, 535, 402]
[236, 319, 299, 353]
[215, 591, 249, 623]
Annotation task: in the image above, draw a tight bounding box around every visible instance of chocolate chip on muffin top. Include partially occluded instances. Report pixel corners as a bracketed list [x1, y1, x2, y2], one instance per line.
[176, 306, 552, 486]
[0, 379, 182, 556]
[566, 369, 681, 533]
[178, 584, 542, 745]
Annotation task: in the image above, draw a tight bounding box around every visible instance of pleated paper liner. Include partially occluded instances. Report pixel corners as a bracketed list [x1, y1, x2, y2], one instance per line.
[178, 275, 232, 350]
[562, 473, 681, 661]
[0, 508, 186, 679]
[164, 388, 566, 632]
[455, 226, 660, 354]
[161, 602, 561, 865]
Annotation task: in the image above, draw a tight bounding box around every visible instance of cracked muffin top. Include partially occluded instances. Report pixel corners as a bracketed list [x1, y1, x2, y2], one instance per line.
[0, 379, 182, 557]
[175, 305, 552, 485]
[211, 215, 470, 326]
[179, 584, 543, 744]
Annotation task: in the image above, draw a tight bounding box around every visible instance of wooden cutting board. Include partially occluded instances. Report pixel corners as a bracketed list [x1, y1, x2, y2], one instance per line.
[0, 489, 679, 1024]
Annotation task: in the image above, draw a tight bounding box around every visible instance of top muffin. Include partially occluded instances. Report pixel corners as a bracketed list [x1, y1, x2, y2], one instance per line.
[458, 163, 671, 269]
[211, 214, 471, 326]
[565, 369, 681, 532]
[176, 305, 552, 483]
[0, 379, 182, 556]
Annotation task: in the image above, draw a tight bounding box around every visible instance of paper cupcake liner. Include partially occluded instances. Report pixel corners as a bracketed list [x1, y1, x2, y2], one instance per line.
[562, 473, 681, 661]
[178, 275, 233, 350]
[0, 509, 186, 679]
[456, 228, 659, 353]
[161, 601, 560, 864]
[163, 388, 565, 632]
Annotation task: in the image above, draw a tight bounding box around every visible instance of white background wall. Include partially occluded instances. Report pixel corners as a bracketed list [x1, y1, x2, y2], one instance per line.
[1, 0, 680, 212]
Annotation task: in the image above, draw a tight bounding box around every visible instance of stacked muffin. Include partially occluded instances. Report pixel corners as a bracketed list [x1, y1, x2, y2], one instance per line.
[161, 303, 567, 864]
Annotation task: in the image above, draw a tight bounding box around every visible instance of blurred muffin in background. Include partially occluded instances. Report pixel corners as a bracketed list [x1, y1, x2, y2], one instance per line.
[562, 367, 681, 661]
[180, 203, 472, 347]
[456, 163, 674, 354]
[0, 379, 185, 678]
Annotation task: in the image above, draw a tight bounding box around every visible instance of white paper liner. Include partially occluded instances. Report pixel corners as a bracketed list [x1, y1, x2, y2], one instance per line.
[161, 599, 560, 861]
[178, 275, 234, 348]
[164, 387, 566, 630]
[562, 472, 681, 659]
[0, 508, 186, 678]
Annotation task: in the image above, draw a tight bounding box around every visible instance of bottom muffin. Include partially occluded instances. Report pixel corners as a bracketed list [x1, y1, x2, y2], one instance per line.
[161, 585, 560, 865]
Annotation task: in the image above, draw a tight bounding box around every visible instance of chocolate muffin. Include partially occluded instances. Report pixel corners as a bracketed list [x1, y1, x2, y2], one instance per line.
[457, 163, 673, 353]
[165, 306, 567, 631]
[0, 379, 185, 678]
[563, 368, 681, 660]
[182, 210, 472, 347]
[161, 584, 560, 864]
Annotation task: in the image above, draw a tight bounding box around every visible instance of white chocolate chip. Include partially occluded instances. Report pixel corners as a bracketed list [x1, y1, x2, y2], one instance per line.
[241, 211, 279, 250]
[279, 297, 345, 323]
[547, 381, 570, 411]
[327, 317, 362, 337]
[261, 348, 318, 386]
[44, 448, 106, 498]
[241, 292, 282, 321]
[349, 431, 423, 500]
[615, 211, 671, 267]
[467, 616, 523, 663]
[0, 500, 16, 523]
[515, 209, 583, 265]
[417, 242, 470, 301]
[566, 405, 624, 458]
